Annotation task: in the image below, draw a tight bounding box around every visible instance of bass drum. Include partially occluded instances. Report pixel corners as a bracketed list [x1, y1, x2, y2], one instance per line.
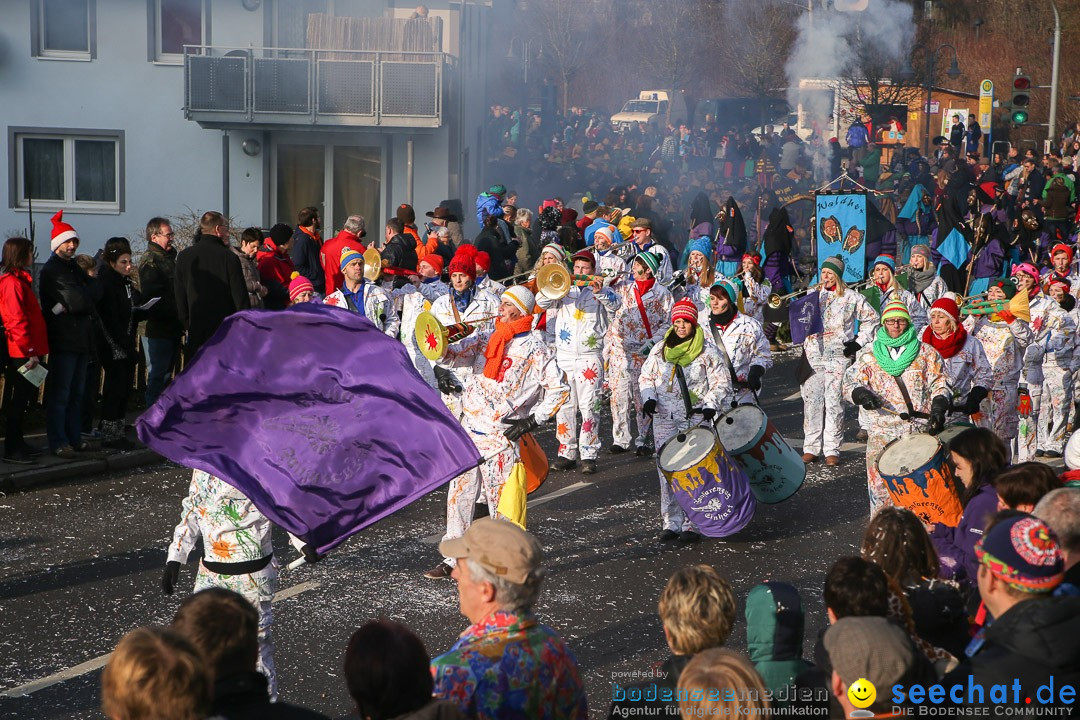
[937, 422, 976, 450]
[876, 433, 963, 526]
[714, 405, 805, 504]
[657, 427, 756, 538]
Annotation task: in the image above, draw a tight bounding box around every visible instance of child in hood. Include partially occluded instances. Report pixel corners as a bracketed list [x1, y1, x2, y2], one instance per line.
[745, 582, 813, 707]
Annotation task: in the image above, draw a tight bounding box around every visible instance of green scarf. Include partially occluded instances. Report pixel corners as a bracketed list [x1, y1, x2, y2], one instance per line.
[872, 324, 920, 376]
[663, 326, 705, 367]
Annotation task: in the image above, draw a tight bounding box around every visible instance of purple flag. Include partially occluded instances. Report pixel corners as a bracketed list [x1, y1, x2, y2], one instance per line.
[788, 293, 823, 345]
[136, 304, 481, 554]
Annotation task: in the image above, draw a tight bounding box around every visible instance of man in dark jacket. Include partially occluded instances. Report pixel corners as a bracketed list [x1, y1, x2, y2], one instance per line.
[941, 515, 1080, 710]
[289, 206, 324, 293]
[139, 216, 182, 406]
[381, 218, 419, 288]
[40, 211, 102, 457]
[171, 588, 329, 719]
[174, 211, 250, 356]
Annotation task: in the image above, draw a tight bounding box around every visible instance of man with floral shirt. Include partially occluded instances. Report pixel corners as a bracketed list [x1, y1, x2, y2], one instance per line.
[432, 518, 588, 719]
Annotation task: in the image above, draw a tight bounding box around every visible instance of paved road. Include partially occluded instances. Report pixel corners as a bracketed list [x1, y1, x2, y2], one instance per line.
[0, 350, 875, 719]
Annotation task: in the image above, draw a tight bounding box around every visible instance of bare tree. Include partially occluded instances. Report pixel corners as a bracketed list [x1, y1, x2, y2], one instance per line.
[722, 0, 799, 119]
[633, 0, 721, 110]
[533, 0, 615, 112]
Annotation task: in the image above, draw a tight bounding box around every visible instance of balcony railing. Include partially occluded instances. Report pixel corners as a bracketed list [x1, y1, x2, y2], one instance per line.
[183, 45, 445, 128]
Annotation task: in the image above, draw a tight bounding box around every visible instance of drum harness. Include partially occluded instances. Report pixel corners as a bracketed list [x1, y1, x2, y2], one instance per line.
[891, 376, 929, 421]
[706, 323, 759, 407]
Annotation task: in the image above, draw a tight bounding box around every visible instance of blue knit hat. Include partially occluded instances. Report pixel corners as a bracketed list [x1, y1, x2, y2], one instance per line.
[873, 254, 896, 272]
[975, 515, 1064, 594]
[340, 246, 364, 272]
[711, 277, 739, 305]
[686, 236, 712, 260]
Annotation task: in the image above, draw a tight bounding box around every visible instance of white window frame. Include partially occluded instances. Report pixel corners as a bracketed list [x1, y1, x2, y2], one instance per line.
[33, 0, 95, 61]
[154, 0, 208, 64]
[12, 130, 123, 214]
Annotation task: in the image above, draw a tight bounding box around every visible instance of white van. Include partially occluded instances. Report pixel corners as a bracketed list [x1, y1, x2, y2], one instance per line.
[610, 90, 688, 133]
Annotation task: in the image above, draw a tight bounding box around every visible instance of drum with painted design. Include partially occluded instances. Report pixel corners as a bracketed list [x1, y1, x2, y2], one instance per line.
[936, 422, 976, 450]
[657, 426, 756, 537]
[714, 405, 805, 504]
[876, 433, 963, 526]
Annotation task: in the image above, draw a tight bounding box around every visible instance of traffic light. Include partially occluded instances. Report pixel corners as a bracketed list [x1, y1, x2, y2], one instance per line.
[1011, 75, 1032, 126]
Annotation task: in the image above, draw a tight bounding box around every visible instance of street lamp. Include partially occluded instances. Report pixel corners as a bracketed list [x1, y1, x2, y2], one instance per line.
[899, 43, 962, 157]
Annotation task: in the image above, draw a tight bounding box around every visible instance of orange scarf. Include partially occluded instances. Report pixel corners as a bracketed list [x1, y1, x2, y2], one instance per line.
[483, 315, 535, 380]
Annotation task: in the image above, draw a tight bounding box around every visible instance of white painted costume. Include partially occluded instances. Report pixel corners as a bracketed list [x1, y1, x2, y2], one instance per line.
[394, 279, 449, 388]
[429, 288, 501, 418]
[324, 280, 400, 337]
[704, 313, 772, 406]
[963, 314, 1032, 446]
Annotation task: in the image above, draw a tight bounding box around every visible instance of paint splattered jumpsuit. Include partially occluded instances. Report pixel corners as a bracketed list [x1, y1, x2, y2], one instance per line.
[429, 288, 501, 419]
[639, 339, 733, 532]
[599, 279, 674, 449]
[842, 344, 950, 512]
[537, 285, 608, 461]
[440, 328, 568, 561]
[963, 314, 1032, 452]
[703, 313, 773, 407]
[1025, 295, 1076, 455]
[858, 286, 928, 434]
[936, 333, 993, 425]
[393, 279, 449, 388]
[168, 470, 278, 697]
[324, 280, 401, 337]
[801, 287, 879, 458]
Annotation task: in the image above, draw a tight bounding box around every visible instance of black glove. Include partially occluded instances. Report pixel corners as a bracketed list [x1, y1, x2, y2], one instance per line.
[699, 407, 717, 422]
[642, 398, 658, 416]
[162, 560, 181, 595]
[746, 365, 765, 392]
[851, 387, 883, 410]
[843, 340, 861, 358]
[433, 365, 462, 395]
[962, 386, 989, 415]
[927, 395, 950, 435]
[503, 416, 539, 442]
[300, 543, 323, 564]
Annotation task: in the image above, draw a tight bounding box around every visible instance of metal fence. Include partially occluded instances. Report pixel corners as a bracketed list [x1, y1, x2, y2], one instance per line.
[184, 46, 444, 127]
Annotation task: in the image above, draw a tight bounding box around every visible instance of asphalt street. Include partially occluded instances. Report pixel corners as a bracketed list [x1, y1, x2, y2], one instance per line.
[0, 349, 876, 719]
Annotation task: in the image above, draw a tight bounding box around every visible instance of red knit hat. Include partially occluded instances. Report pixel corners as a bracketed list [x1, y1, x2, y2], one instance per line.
[50, 210, 78, 252]
[671, 298, 699, 326]
[1052, 243, 1073, 264]
[420, 253, 444, 275]
[448, 246, 477, 281]
[929, 297, 960, 323]
[475, 251, 492, 272]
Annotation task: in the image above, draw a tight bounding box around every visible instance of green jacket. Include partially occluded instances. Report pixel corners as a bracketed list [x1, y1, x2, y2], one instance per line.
[745, 582, 813, 706]
[860, 147, 882, 184]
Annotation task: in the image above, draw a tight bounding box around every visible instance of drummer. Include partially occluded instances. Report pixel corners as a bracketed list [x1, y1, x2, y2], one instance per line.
[962, 278, 1032, 459]
[639, 298, 733, 543]
[843, 299, 950, 512]
[702, 279, 771, 406]
[922, 297, 991, 425]
[800, 256, 879, 467]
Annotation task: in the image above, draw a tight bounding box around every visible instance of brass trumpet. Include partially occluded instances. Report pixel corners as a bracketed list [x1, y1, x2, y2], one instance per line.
[536, 264, 607, 300]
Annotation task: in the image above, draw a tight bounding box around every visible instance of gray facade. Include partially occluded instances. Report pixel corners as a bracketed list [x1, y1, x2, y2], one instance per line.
[1, 0, 492, 256]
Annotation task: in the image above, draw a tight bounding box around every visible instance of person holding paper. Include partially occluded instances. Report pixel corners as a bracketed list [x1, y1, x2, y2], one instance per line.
[0, 236, 48, 464]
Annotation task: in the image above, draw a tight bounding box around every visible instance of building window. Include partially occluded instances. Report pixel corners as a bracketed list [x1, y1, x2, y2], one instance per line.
[32, 0, 95, 60]
[11, 130, 123, 213]
[154, 0, 205, 63]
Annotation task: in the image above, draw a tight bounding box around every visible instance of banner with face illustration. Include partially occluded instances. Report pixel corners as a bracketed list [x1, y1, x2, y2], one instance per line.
[815, 192, 867, 284]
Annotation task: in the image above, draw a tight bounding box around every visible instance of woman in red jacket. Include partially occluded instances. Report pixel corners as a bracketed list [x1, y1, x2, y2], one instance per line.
[0, 236, 49, 464]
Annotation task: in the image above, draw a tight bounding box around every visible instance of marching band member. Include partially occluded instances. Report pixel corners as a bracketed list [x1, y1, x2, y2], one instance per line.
[592, 225, 628, 282]
[474, 250, 506, 297]
[429, 245, 500, 419]
[703, 279, 771, 406]
[967, 213, 1008, 297]
[536, 250, 608, 474]
[426, 285, 569, 579]
[922, 297, 991, 424]
[737, 252, 771, 325]
[395, 254, 449, 388]
[1014, 263, 1074, 460]
[683, 236, 715, 316]
[640, 298, 733, 544]
[963, 278, 1032, 458]
[599, 251, 674, 456]
[801, 256, 879, 467]
[1042, 243, 1080, 296]
[324, 247, 400, 337]
[843, 300, 950, 512]
[628, 218, 673, 285]
[907, 245, 948, 309]
[1039, 277, 1078, 458]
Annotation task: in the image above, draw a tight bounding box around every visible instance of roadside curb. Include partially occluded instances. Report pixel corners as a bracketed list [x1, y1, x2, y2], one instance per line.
[0, 449, 163, 493]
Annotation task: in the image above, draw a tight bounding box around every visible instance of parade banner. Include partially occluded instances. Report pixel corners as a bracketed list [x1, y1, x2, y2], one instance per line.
[815, 192, 867, 284]
[137, 304, 483, 554]
[788, 292, 823, 345]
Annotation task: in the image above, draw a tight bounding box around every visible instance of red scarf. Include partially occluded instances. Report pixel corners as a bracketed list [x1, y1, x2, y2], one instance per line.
[922, 324, 967, 359]
[635, 278, 656, 296]
[483, 315, 535, 380]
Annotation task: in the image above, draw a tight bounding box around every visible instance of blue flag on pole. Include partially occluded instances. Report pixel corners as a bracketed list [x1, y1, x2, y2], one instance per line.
[937, 227, 970, 269]
[788, 292, 823, 345]
[137, 304, 482, 554]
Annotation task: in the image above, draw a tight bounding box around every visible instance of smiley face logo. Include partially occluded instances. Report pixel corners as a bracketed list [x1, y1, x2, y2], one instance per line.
[847, 678, 876, 709]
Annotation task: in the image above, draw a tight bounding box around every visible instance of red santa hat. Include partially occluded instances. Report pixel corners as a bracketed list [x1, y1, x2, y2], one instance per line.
[50, 210, 78, 252]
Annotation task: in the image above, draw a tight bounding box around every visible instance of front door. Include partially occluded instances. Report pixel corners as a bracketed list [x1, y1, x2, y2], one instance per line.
[274, 141, 382, 234]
